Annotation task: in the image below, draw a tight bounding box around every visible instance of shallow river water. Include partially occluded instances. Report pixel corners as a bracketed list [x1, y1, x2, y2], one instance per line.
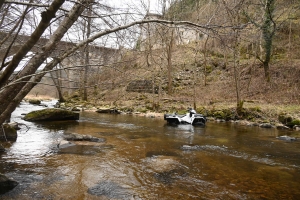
[1, 100, 300, 200]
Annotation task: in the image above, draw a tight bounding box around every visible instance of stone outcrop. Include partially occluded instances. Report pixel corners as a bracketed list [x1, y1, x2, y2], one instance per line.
[23, 108, 79, 122]
[126, 80, 158, 93]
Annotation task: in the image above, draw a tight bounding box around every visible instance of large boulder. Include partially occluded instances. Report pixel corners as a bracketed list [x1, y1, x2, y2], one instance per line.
[0, 123, 17, 141]
[23, 108, 79, 122]
[0, 173, 18, 195]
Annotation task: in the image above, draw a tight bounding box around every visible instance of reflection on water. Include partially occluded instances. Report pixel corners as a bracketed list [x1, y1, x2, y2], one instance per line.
[1, 101, 300, 199]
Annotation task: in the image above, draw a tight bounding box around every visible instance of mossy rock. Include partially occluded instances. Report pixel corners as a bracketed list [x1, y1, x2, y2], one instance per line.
[23, 108, 79, 122]
[196, 106, 207, 115]
[0, 124, 17, 141]
[28, 99, 41, 105]
[209, 109, 235, 121]
[240, 108, 263, 121]
[286, 119, 300, 127]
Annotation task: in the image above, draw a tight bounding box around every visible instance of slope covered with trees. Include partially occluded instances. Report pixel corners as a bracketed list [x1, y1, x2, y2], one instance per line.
[1, 0, 300, 125]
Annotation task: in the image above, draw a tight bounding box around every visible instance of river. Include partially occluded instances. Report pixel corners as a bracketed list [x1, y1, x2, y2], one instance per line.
[1, 100, 300, 199]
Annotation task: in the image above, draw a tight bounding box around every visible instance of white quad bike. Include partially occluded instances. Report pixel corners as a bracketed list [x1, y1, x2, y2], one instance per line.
[164, 108, 206, 126]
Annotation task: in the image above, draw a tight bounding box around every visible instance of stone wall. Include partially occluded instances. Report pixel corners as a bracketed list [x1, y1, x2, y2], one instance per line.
[126, 80, 158, 93]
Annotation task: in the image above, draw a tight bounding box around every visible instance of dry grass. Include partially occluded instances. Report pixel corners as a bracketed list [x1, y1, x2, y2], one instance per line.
[24, 94, 56, 101]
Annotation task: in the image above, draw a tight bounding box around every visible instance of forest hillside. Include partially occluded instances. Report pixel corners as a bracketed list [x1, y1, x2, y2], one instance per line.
[29, 0, 300, 123]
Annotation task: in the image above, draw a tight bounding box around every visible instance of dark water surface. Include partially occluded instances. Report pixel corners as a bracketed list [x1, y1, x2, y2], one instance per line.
[1, 101, 300, 199]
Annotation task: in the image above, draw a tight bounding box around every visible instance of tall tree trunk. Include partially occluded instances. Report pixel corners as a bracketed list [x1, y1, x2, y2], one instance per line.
[234, 30, 242, 115]
[261, 0, 275, 82]
[83, 1, 92, 101]
[167, 29, 174, 95]
[203, 35, 209, 86]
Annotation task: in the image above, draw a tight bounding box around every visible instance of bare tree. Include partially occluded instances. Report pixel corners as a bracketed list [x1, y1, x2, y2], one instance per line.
[83, 1, 93, 101]
[0, 0, 264, 126]
[221, 0, 247, 114]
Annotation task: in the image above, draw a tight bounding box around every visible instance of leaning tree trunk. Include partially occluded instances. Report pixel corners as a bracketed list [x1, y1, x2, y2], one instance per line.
[83, 1, 92, 101]
[0, 0, 65, 88]
[0, 0, 88, 125]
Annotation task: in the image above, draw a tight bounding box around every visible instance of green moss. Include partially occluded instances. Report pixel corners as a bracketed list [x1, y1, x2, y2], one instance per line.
[136, 107, 148, 113]
[23, 108, 79, 121]
[211, 109, 235, 121]
[287, 119, 300, 127]
[240, 108, 263, 121]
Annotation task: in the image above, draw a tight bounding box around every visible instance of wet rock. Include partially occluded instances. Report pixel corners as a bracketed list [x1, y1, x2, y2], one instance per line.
[146, 156, 180, 173]
[144, 155, 187, 184]
[58, 144, 105, 155]
[181, 144, 201, 150]
[277, 135, 296, 141]
[146, 150, 180, 157]
[294, 125, 300, 131]
[96, 108, 121, 114]
[153, 168, 187, 184]
[0, 123, 17, 141]
[259, 123, 272, 128]
[0, 173, 18, 195]
[276, 125, 290, 130]
[181, 144, 228, 152]
[71, 107, 81, 112]
[28, 99, 41, 105]
[23, 108, 79, 121]
[235, 120, 252, 126]
[57, 140, 76, 149]
[88, 181, 131, 199]
[63, 133, 106, 142]
[8, 122, 20, 130]
[286, 119, 300, 128]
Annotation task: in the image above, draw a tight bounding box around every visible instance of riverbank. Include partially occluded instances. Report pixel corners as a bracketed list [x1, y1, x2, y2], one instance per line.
[23, 94, 300, 132]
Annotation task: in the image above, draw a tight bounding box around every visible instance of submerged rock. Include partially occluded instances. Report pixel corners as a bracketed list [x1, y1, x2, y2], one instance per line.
[276, 124, 290, 130]
[88, 181, 131, 199]
[259, 123, 273, 128]
[23, 108, 79, 121]
[144, 155, 187, 184]
[63, 133, 106, 142]
[57, 140, 76, 149]
[294, 125, 300, 131]
[277, 135, 296, 141]
[0, 173, 18, 195]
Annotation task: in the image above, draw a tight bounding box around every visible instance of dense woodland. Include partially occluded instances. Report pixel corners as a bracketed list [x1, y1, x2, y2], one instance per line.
[0, 0, 300, 125]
